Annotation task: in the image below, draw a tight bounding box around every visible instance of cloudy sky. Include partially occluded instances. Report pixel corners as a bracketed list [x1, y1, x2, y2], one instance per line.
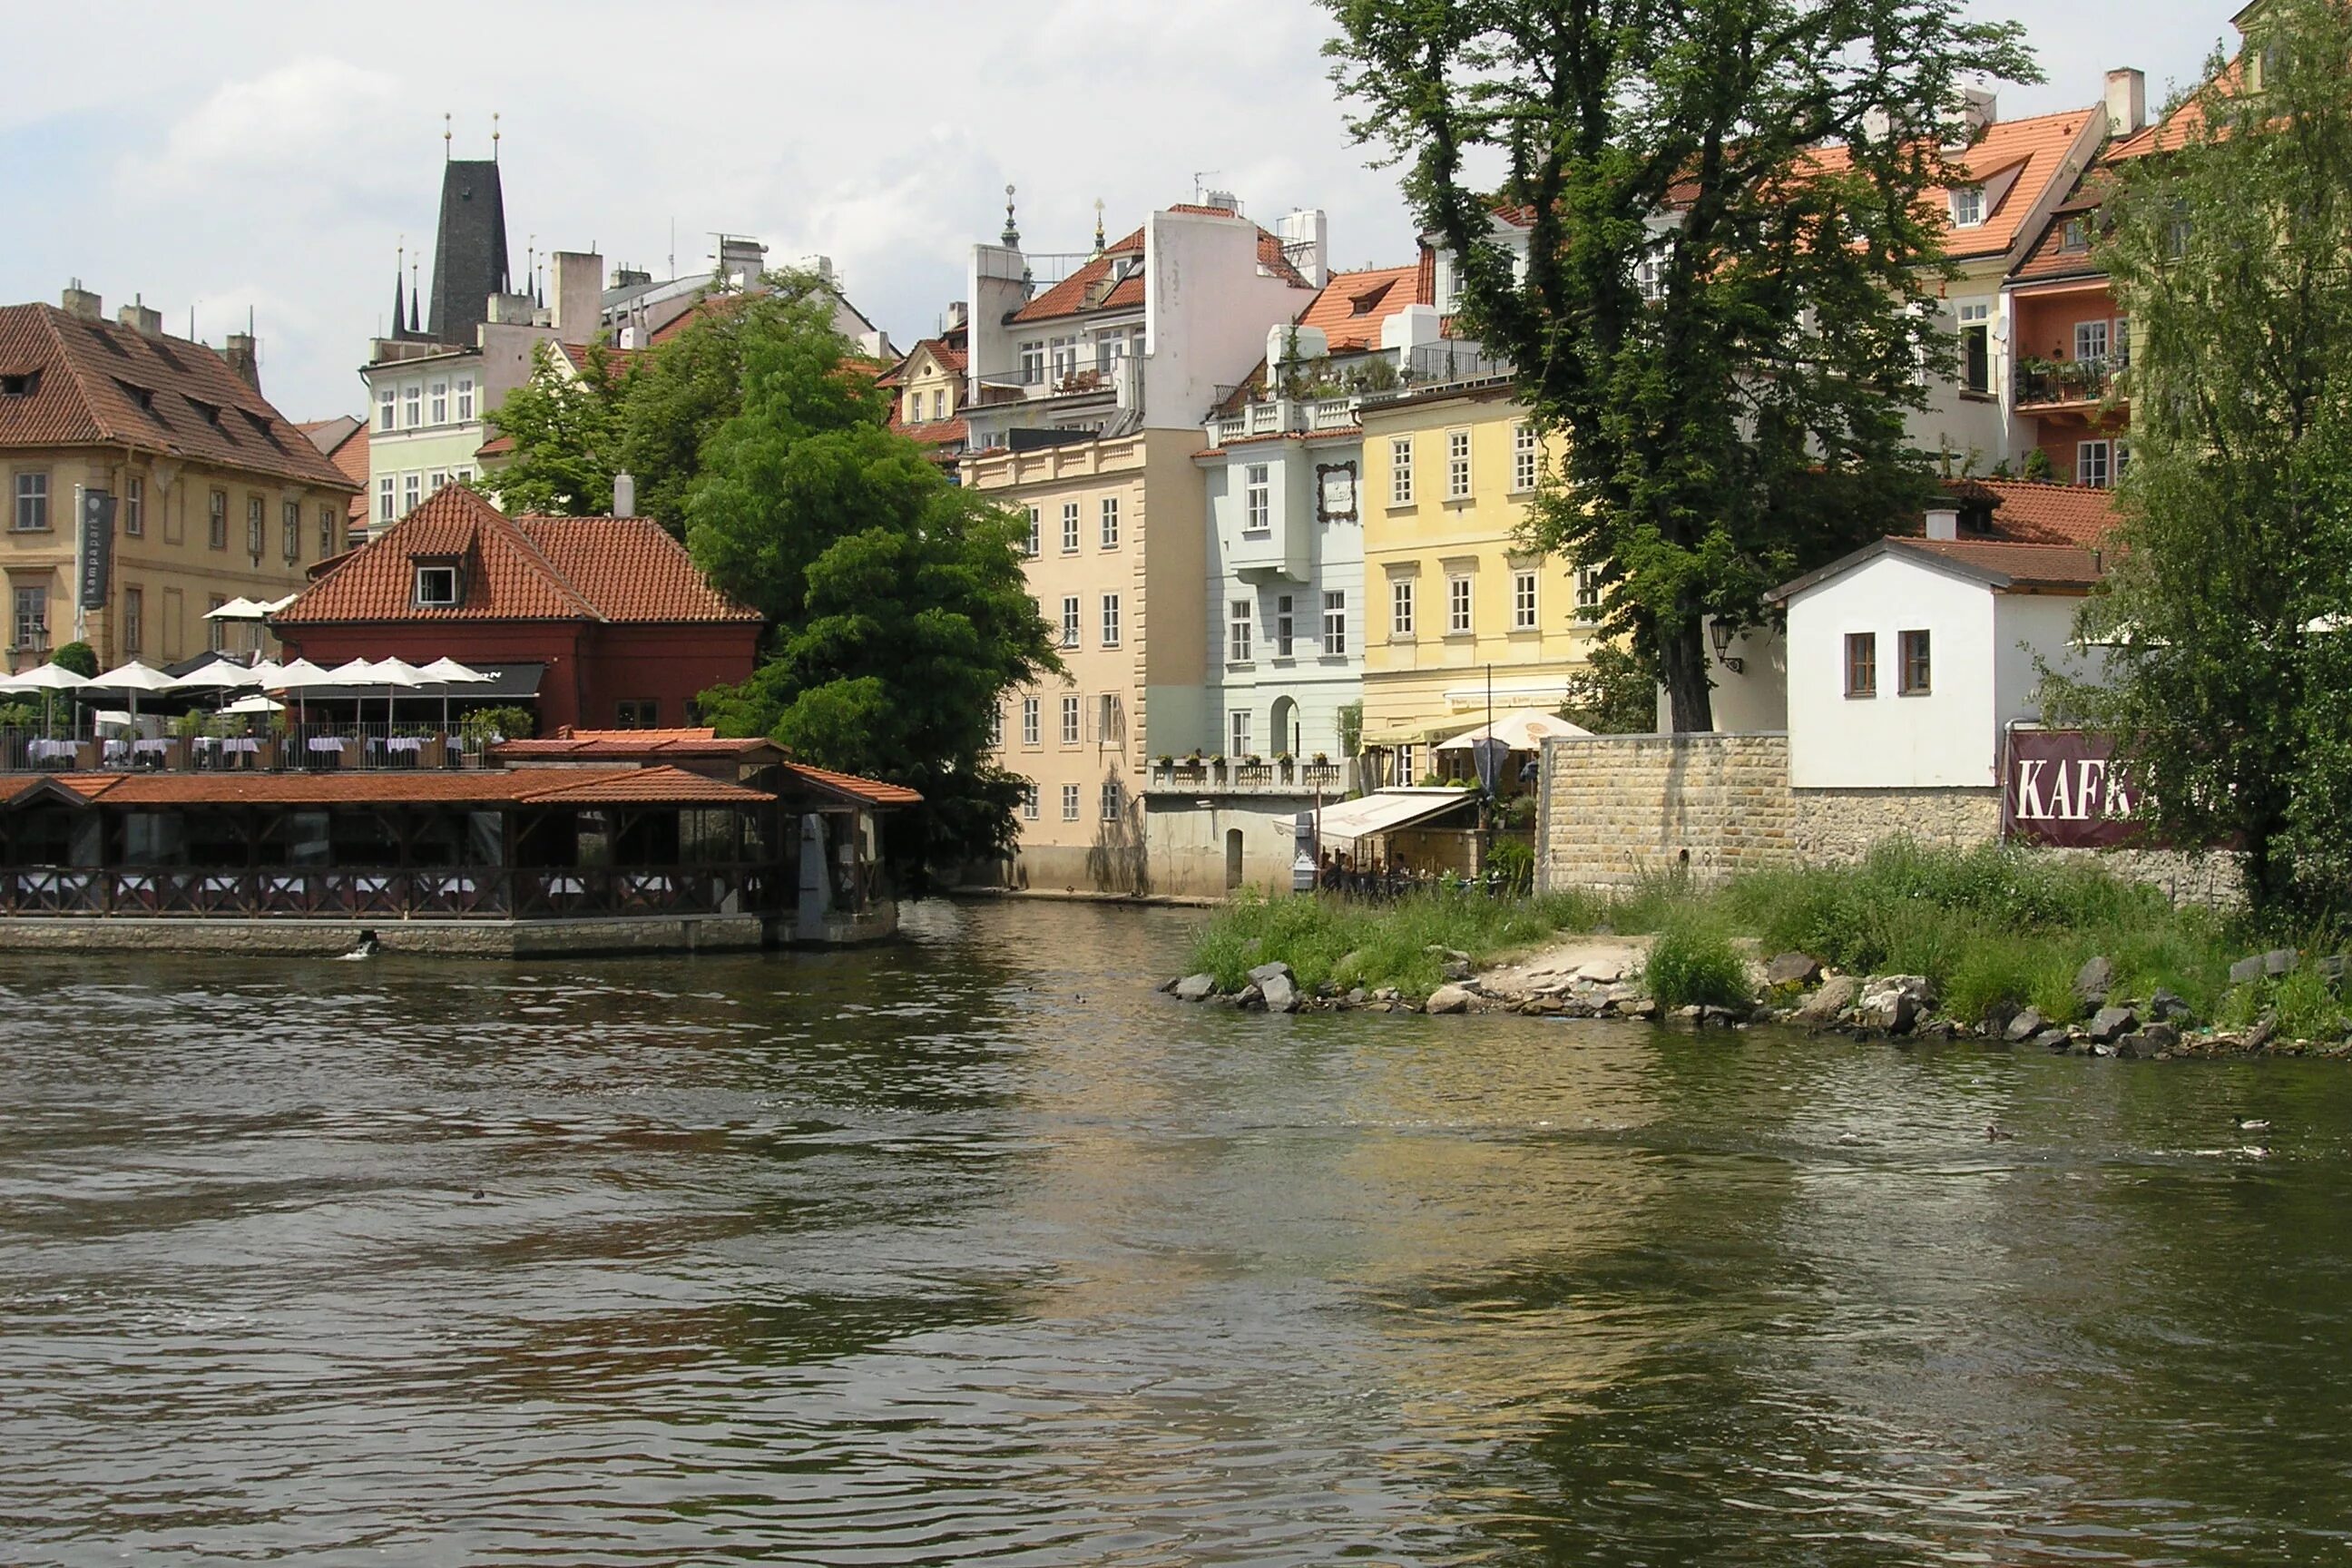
[0, 0, 2236, 420]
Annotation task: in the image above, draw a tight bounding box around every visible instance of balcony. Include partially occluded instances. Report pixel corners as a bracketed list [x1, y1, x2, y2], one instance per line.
[1145, 755, 1346, 795]
[2015, 356, 2127, 410]
[0, 722, 494, 774]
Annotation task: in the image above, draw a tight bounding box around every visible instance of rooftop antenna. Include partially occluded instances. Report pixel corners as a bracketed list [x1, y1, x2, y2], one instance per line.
[443, 113, 452, 160]
[1192, 169, 1222, 203]
[669, 217, 676, 281]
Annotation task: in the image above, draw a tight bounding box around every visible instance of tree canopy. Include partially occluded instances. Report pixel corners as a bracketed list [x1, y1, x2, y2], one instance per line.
[1323, 0, 2035, 730]
[2051, 0, 2352, 916]
[480, 341, 629, 516]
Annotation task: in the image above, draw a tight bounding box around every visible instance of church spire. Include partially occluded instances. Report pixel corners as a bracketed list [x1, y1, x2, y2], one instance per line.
[392, 240, 407, 339]
[1001, 183, 1021, 249]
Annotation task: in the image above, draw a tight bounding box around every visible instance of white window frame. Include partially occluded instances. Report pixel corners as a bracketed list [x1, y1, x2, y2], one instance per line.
[1096, 692, 1119, 747]
[456, 377, 475, 421]
[1322, 590, 1347, 655]
[429, 380, 448, 424]
[1024, 505, 1041, 557]
[377, 386, 396, 430]
[403, 472, 421, 512]
[1390, 577, 1416, 639]
[1576, 566, 1602, 623]
[1021, 784, 1040, 820]
[1512, 423, 1539, 492]
[12, 471, 48, 532]
[1243, 463, 1271, 534]
[1389, 436, 1414, 505]
[124, 475, 144, 537]
[1447, 574, 1474, 634]
[13, 584, 48, 651]
[2074, 318, 2110, 367]
[1446, 428, 1473, 499]
[1099, 496, 1120, 549]
[1018, 341, 1044, 385]
[1512, 569, 1539, 631]
[1062, 501, 1080, 553]
[1950, 186, 1985, 227]
[414, 564, 460, 607]
[2077, 438, 2112, 488]
[1021, 696, 1040, 747]
[1275, 593, 1295, 658]
[1061, 595, 1081, 648]
[378, 475, 396, 523]
[1229, 709, 1253, 759]
[1101, 592, 1121, 647]
[1060, 694, 1081, 746]
[1100, 779, 1123, 822]
[403, 383, 421, 428]
[1957, 302, 1993, 397]
[1061, 783, 1081, 821]
[1228, 599, 1253, 664]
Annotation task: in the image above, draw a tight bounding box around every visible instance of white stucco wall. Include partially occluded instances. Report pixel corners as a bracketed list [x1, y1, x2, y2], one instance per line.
[1786, 554, 1999, 788]
[1993, 593, 2105, 721]
[1145, 210, 1313, 434]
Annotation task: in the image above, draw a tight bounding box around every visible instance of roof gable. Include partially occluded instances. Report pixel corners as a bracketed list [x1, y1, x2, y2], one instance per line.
[1769, 534, 2106, 603]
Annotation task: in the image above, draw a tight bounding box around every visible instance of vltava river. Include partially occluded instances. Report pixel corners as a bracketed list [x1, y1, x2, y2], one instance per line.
[4, 899, 2348, 1564]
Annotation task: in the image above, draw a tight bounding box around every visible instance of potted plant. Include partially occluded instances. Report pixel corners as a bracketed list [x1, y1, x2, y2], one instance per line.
[1311, 751, 1330, 766]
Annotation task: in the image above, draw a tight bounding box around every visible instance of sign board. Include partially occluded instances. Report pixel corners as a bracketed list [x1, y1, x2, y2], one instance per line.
[78, 491, 114, 610]
[2001, 728, 2141, 848]
[1316, 461, 1357, 524]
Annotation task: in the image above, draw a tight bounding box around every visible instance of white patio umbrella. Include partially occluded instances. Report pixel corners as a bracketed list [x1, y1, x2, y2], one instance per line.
[416, 657, 494, 730]
[325, 657, 427, 727]
[166, 655, 260, 691]
[221, 693, 285, 715]
[202, 597, 268, 622]
[0, 662, 92, 738]
[1434, 708, 1592, 751]
[86, 660, 181, 731]
[261, 658, 340, 729]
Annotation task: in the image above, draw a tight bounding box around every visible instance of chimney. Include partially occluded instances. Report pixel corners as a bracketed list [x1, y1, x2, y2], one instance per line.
[2105, 68, 2146, 136]
[1926, 505, 1960, 542]
[550, 250, 602, 347]
[61, 279, 102, 321]
[116, 296, 162, 338]
[1201, 189, 1240, 214]
[612, 471, 636, 517]
[945, 300, 968, 331]
[1946, 87, 1998, 147]
[223, 331, 260, 391]
[1277, 209, 1330, 289]
[718, 235, 769, 290]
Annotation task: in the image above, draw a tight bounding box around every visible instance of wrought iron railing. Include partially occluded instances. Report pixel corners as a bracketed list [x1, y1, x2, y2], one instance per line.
[0, 724, 495, 773]
[0, 865, 772, 919]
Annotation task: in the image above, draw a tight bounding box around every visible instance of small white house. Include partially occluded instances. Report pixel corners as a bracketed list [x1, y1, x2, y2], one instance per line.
[1765, 534, 2108, 788]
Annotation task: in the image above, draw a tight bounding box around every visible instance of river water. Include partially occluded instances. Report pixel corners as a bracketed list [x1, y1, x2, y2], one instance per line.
[3, 898, 2349, 1565]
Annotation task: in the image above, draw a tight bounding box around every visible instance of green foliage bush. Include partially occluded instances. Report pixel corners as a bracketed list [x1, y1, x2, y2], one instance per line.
[50, 642, 97, 678]
[1640, 914, 1751, 1010]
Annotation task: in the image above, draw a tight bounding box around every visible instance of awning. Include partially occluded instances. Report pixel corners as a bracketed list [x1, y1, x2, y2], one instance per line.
[1314, 788, 1479, 848]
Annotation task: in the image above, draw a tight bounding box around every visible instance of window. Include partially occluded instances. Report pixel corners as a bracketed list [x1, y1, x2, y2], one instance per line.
[13, 585, 46, 651]
[2112, 318, 2131, 370]
[1447, 574, 1473, 634]
[1395, 742, 1418, 784]
[429, 380, 448, 424]
[2115, 439, 2132, 478]
[122, 586, 142, 654]
[403, 472, 421, 512]
[2077, 439, 2112, 488]
[2060, 217, 2090, 253]
[905, 392, 921, 424]
[1061, 694, 1081, 745]
[1060, 595, 1081, 648]
[12, 472, 47, 532]
[1101, 779, 1123, 821]
[1950, 186, 1984, 227]
[1446, 429, 1472, 499]
[1512, 423, 1539, 492]
[1100, 496, 1120, 549]
[1021, 696, 1040, 746]
[932, 388, 946, 421]
[377, 386, 396, 430]
[206, 594, 226, 652]
[1389, 436, 1414, 505]
[1275, 594, 1295, 657]
[1958, 302, 1992, 396]
[1512, 570, 1539, 631]
[208, 489, 228, 549]
[1024, 505, 1041, 557]
[1230, 709, 1253, 759]
[615, 699, 660, 728]
[1050, 337, 1078, 384]
[1018, 341, 1044, 385]
[1576, 566, 1602, 622]
[377, 475, 396, 523]
[456, 377, 475, 420]
[1322, 591, 1347, 655]
[2074, 318, 2110, 368]
[1022, 784, 1040, 820]
[1228, 599, 1253, 663]
[282, 499, 300, 561]
[1097, 692, 1119, 746]
[1061, 783, 1081, 821]
[1062, 501, 1080, 553]
[1243, 464, 1271, 533]
[1898, 629, 1932, 695]
[1101, 592, 1121, 646]
[246, 495, 265, 557]
[455, 466, 472, 485]
[318, 505, 336, 560]
[1390, 577, 1416, 638]
[988, 705, 1004, 748]
[414, 564, 460, 606]
[403, 383, 421, 428]
[124, 475, 143, 537]
[428, 469, 448, 495]
[1845, 632, 1877, 698]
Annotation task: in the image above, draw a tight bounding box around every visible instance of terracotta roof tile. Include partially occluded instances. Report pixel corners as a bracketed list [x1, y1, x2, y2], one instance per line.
[1295, 262, 1426, 352]
[1949, 478, 2122, 546]
[781, 760, 922, 806]
[1011, 213, 1309, 325]
[1791, 108, 2099, 262]
[493, 733, 780, 762]
[0, 304, 358, 491]
[274, 485, 760, 625]
[1898, 536, 2107, 586]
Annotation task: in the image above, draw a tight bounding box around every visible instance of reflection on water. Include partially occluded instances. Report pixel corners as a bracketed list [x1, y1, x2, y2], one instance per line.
[3, 898, 2349, 1563]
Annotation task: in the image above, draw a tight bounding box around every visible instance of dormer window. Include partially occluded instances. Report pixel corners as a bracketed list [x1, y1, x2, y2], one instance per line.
[413, 564, 461, 607]
[2060, 217, 2089, 252]
[0, 371, 37, 397]
[1950, 186, 1985, 228]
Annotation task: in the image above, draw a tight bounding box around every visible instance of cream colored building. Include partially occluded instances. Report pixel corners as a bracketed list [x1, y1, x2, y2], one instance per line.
[1357, 374, 1597, 780]
[0, 289, 360, 671]
[967, 431, 1207, 892]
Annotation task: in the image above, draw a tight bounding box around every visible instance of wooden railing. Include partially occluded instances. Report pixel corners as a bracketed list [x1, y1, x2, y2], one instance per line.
[0, 865, 773, 919]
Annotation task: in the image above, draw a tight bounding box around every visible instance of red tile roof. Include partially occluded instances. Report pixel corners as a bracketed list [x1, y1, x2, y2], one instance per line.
[43, 764, 769, 808]
[1295, 262, 1427, 352]
[1790, 109, 2099, 262]
[555, 341, 643, 380]
[493, 733, 782, 762]
[0, 304, 359, 490]
[298, 414, 372, 523]
[1898, 536, 2107, 587]
[1950, 478, 2122, 546]
[782, 760, 922, 807]
[1011, 213, 1310, 325]
[892, 415, 967, 448]
[274, 484, 760, 625]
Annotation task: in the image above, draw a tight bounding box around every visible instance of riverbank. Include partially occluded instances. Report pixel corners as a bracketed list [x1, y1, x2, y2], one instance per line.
[1168, 840, 2352, 1056]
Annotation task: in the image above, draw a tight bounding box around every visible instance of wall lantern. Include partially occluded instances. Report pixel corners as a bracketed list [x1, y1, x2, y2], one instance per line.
[1708, 618, 1746, 675]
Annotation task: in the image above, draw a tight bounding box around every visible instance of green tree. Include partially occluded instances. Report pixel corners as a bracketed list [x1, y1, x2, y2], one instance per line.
[686, 290, 1060, 883]
[2050, 0, 2352, 916]
[1324, 0, 2034, 731]
[51, 641, 97, 678]
[480, 341, 630, 516]
[1561, 643, 1659, 734]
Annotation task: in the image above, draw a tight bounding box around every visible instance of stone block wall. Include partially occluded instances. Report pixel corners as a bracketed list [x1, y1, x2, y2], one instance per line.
[1537, 733, 1797, 890]
[1791, 788, 2001, 864]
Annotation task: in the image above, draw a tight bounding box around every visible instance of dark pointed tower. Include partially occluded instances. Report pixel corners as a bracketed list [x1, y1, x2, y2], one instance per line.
[425, 122, 511, 348]
[391, 242, 408, 340]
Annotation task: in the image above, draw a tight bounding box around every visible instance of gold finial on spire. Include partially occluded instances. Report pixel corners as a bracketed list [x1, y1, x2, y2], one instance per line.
[1001, 183, 1020, 249]
[1093, 198, 1106, 257]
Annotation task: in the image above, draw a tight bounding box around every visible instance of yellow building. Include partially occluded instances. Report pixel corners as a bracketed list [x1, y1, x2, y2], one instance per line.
[1357, 376, 1597, 780]
[0, 289, 360, 671]
[965, 429, 1207, 893]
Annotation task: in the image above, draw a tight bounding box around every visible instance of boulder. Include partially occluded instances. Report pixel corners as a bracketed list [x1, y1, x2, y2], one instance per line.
[1259, 972, 1301, 1014]
[2073, 956, 2116, 1006]
[2032, 1027, 2073, 1051]
[1576, 959, 1628, 985]
[1173, 973, 1219, 1003]
[1618, 997, 1660, 1021]
[1346, 987, 1368, 1005]
[1441, 957, 1474, 983]
[1247, 960, 1295, 987]
[1793, 974, 1861, 1025]
[2003, 1007, 2048, 1044]
[2086, 1004, 2139, 1044]
[2138, 1021, 2181, 1051]
[2265, 947, 2301, 977]
[1236, 984, 1266, 1012]
[1764, 952, 1824, 987]
[1155, 975, 1181, 995]
[2148, 988, 2193, 1023]
[1913, 1019, 1958, 1043]
[1857, 975, 1933, 1034]
[2229, 954, 2268, 986]
[1426, 984, 1474, 1015]
[1671, 1004, 1704, 1024]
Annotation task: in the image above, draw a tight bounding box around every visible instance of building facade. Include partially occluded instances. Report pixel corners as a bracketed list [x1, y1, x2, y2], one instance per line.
[0, 289, 359, 671]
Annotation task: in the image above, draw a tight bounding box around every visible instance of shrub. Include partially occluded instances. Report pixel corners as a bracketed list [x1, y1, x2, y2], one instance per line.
[1641, 914, 1751, 1010]
[50, 642, 98, 678]
[460, 704, 535, 742]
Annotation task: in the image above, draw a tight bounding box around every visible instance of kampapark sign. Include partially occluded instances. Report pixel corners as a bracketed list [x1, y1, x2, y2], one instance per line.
[2002, 729, 2141, 848]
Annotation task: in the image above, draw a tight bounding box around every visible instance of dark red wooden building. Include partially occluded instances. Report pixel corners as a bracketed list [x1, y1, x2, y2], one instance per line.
[273, 485, 763, 734]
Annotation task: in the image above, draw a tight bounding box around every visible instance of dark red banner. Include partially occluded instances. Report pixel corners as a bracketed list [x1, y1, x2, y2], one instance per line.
[2001, 729, 2142, 848]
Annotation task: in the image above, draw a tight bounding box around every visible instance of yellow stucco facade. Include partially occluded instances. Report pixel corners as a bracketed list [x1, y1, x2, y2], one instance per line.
[1357, 382, 1597, 776]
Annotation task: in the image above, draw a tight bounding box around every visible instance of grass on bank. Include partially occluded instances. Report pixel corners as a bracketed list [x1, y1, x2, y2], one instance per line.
[1182, 838, 2330, 1024]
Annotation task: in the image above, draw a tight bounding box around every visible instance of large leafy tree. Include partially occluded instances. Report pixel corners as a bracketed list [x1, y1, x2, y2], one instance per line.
[480, 341, 630, 516]
[2052, 0, 2352, 916]
[1324, 0, 2034, 730]
[687, 290, 1059, 884]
